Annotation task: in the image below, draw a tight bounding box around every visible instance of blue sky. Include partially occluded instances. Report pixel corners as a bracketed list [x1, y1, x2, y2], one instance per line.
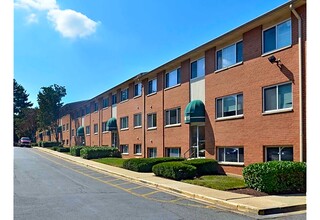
[14, 0, 290, 106]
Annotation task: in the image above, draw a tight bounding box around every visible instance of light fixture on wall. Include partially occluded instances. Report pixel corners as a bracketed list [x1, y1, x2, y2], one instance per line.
[268, 55, 282, 68]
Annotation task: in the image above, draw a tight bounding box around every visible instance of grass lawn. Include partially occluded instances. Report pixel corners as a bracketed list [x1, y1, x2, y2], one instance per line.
[182, 175, 246, 191]
[92, 158, 125, 168]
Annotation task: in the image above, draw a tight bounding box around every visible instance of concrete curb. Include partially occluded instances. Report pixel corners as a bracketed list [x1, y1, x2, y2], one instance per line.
[35, 147, 306, 215]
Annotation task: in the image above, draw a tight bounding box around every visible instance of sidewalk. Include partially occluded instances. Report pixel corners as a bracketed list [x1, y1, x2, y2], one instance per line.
[35, 147, 306, 216]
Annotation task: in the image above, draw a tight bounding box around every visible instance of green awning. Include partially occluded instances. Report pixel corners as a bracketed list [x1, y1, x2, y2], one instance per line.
[77, 126, 84, 136]
[57, 125, 62, 133]
[184, 100, 205, 124]
[106, 117, 117, 131]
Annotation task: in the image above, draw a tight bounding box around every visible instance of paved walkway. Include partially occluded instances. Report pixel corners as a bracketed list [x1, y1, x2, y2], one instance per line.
[35, 147, 306, 216]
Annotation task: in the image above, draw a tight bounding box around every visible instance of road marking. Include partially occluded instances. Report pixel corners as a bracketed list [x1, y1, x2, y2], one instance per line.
[30, 149, 216, 210]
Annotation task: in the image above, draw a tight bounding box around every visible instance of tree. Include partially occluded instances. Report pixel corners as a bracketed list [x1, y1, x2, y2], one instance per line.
[37, 84, 67, 142]
[15, 108, 38, 142]
[14, 79, 32, 115]
[13, 79, 33, 143]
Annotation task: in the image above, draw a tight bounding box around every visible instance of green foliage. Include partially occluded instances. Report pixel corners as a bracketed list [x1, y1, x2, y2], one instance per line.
[152, 162, 196, 180]
[182, 159, 218, 176]
[31, 143, 38, 146]
[56, 147, 70, 152]
[243, 161, 306, 194]
[14, 79, 32, 115]
[123, 157, 185, 172]
[41, 141, 61, 148]
[37, 84, 66, 142]
[70, 146, 84, 156]
[80, 147, 121, 159]
[92, 158, 125, 168]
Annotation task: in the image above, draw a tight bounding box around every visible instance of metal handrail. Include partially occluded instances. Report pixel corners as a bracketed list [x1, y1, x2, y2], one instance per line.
[183, 146, 196, 159]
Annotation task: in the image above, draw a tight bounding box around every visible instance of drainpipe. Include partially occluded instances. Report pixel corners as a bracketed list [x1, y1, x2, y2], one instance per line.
[290, 4, 303, 162]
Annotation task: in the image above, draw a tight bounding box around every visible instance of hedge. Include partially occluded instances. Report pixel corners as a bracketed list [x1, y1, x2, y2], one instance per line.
[40, 141, 61, 148]
[70, 146, 84, 156]
[152, 162, 196, 180]
[80, 147, 121, 159]
[56, 147, 70, 152]
[123, 157, 185, 172]
[243, 161, 306, 194]
[182, 159, 218, 176]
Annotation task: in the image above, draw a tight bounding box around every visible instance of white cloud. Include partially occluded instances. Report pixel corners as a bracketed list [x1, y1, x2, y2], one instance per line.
[47, 9, 99, 39]
[15, 0, 58, 11]
[26, 13, 38, 24]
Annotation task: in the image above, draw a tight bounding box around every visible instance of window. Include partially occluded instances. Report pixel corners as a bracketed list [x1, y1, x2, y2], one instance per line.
[121, 88, 129, 102]
[94, 124, 98, 134]
[62, 124, 65, 131]
[134, 113, 142, 127]
[85, 125, 90, 135]
[102, 121, 107, 132]
[216, 41, 243, 70]
[112, 93, 117, 105]
[103, 98, 109, 108]
[265, 146, 293, 161]
[191, 57, 205, 79]
[66, 123, 69, 131]
[120, 144, 129, 154]
[148, 78, 157, 94]
[165, 148, 181, 157]
[263, 83, 292, 112]
[134, 144, 142, 155]
[120, 116, 129, 129]
[94, 102, 98, 112]
[263, 19, 291, 54]
[147, 113, 157, 128]
[86, 105, 90, 115]
[71, 129, 74, 137]
[134, 83, 142, 97]
[148, 148, 157, 158]
[165, 108, 181, 125]
[165, 68, 180, 88]
[218, 147, 244, 163]
[216, 94, 243, 118]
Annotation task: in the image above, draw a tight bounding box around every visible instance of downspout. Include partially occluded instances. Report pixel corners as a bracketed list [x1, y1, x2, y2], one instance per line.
[290, 4, 303, 162]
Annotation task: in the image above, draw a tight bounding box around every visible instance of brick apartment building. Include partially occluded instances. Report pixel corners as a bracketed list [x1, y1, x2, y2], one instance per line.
[37, 0, 306, 175]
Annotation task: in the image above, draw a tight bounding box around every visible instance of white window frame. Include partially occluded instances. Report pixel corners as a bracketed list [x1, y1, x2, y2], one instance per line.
[85, 125, 90, 136]
[133, 113, 142, 128]
[165, 107, 181, 126]
[166, 148, 181, 157]
[216, 40, 243, 71]
[120, 88, 129, 102]
[103, 98, 109, 109]
[262, 19, 292, 55]
[112, 93, 117, 106]
[148, 148, 157, 158]
[265, 146, 293, 162]
[218, 147, 244, 164]
[147, 113, 157, 129]
[148, 78, 157, 95]
[165, 67, 181, 89]
[134, 83, 142, 97]
[94, 123, 98, 134]
[120, 116, 129, 130]
[263, 82, 292, 114]
[134, 144, 142, 155]
[94, 102, 99, 112]
[216, 93, 243, 119]
[102, 121, 108, 133]
[190, 57, 205, 80]
[120, 144, 129, 155]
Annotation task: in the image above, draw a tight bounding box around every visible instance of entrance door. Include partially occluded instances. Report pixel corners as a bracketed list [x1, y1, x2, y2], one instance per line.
[111, 132, 118, 148]
[190, 125, 205, 158]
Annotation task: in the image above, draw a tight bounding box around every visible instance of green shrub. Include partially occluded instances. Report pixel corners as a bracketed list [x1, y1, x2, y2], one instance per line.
[80, 147, 121, 159]
[41, 141, 61, 148]
[123, 157, 185, 172]
[70, 146, 84, 156]
[56, 147, 70, 152]
[31, 143, 38, 146]
[182, 159, 218, 176]
[152, 162, 196, 180]
[243, 161, 306, 194]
